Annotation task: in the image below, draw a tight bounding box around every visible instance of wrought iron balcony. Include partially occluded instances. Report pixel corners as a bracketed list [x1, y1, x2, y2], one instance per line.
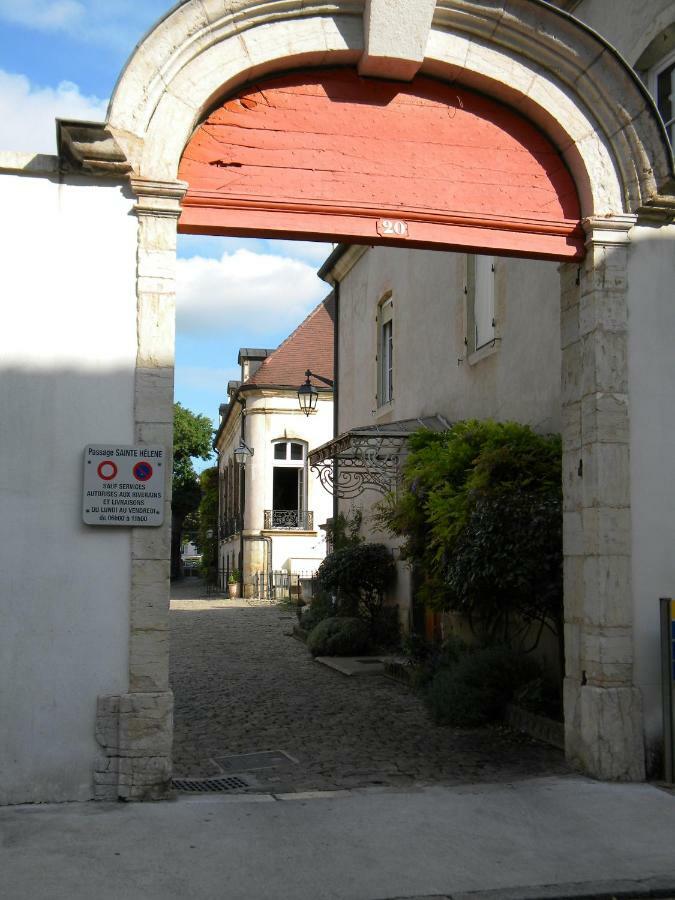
[264, 509, 314, 530]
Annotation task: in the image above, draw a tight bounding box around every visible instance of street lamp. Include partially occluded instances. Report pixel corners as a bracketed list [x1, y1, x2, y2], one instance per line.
[234, 441, 254, 466]
[297, 369, 334, 416]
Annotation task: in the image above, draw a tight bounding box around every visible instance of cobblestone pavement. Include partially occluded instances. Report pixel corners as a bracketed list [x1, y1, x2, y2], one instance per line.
[170, 579, 569, 792]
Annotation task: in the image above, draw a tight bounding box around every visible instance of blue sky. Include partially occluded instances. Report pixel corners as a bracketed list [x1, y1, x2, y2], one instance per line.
[0, 1, 332, 467]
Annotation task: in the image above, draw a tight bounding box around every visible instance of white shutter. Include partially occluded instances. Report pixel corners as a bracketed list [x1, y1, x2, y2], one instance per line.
[474, 255, 495, 350]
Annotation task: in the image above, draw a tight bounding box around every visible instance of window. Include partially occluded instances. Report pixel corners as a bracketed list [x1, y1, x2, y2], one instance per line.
[269, 440, 308, 528]
[651, 49, 675, 145]
[377, 294, 394, 406]
[466, 254, 496, 357]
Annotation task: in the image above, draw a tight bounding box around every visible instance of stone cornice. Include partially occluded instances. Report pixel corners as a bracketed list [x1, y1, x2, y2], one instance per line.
[636, 195, 675, 225]
[130, 177, 189, 218]
[57, 120, 133, 177]
[319, 244, 369, 284]
[583, 215, 637, 245]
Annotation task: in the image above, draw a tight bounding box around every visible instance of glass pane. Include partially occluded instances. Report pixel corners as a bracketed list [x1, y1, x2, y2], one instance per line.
[381, 319, 393, 403]
[290, 443, 303, 460]
[274, 442, 287, 460]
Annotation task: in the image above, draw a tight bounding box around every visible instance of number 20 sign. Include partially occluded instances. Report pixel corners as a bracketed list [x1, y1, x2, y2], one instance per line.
[377, 218, 409, 238]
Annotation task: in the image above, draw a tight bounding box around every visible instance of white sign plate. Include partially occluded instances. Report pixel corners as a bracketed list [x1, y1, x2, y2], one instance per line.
[83, 445, 166, 527]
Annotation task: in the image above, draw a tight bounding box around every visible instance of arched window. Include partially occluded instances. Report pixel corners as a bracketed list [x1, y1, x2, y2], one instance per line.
[267, 441, 309, 529]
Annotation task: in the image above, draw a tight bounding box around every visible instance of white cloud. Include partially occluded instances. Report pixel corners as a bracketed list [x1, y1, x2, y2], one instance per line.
[177, 235, 334, 267]
[176, 249, 328, 338]
[0, 70, 108, 153]
[0, 0, 85, 31]
[267, 240, 335, 266]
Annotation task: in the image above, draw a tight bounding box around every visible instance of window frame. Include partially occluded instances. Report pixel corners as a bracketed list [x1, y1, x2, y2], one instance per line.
[271, 439, 308, 512]
[272, 439, 307, 467]
[649, 46, 675, 145]
[377, 293, 394, 407]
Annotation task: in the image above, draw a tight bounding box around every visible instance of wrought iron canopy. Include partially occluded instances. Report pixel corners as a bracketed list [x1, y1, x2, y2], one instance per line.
[309, 416, 450, 498]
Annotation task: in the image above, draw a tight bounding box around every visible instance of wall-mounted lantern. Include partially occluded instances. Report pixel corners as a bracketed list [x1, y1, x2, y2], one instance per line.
[234, 441, 254, 467]
[297, 369, 334, 416]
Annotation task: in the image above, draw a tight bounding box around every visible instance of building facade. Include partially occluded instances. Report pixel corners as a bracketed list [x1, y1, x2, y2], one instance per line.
[315, 244, 561, 628]
[215, 299, 335, 597]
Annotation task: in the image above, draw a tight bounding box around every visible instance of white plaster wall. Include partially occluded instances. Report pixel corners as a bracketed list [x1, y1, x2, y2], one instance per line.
[0, 166, 138, 804]
[627, 224, 675, 761]
[335, 245, 560, 628]
[570, 0, 675, 66]
[337, 247, 560, 435]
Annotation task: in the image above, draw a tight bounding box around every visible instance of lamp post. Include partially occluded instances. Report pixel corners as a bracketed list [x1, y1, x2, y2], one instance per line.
[297, 369, 334, 416]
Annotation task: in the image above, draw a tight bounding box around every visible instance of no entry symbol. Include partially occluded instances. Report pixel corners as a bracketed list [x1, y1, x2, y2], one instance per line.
[97, 460, 118, 481]
[133, 461, 153, 482]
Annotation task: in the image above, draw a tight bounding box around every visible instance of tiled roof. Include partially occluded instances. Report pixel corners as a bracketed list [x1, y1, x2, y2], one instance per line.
[245, 294, 334, 388]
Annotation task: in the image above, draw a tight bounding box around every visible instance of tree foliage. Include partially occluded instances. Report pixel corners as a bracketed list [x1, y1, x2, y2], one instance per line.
[323, 510, 364, 551]
[196, 466, 219, 584]
[172, 402, 213, 484]
[170, 402, 214, 579]
[376, 420, 563, 647]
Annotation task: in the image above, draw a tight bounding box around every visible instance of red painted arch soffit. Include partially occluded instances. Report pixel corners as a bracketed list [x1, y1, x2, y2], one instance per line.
[178, 68, 584, 261]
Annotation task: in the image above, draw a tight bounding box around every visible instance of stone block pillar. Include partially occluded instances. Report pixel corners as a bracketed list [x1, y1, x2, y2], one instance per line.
[95, 178, 187, 801]
[561, 216, 645, 781]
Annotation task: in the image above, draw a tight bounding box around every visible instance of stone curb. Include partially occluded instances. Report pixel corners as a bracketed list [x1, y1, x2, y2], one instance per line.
[380, 876, 675, 900]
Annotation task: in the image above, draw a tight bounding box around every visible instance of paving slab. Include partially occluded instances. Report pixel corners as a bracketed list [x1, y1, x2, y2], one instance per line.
[2, 777, 675, 900]
[315, 656, 387, 676]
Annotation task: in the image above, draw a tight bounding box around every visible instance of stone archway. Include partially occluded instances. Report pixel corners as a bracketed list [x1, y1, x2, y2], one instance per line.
[75, 0, 674, 798]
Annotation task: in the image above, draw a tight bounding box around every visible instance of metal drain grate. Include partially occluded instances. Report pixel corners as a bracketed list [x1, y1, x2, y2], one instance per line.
[172, 776, 250, 793]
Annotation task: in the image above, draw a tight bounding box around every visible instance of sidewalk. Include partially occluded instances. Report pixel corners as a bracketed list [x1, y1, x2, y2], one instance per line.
[3, 776, 675, 900]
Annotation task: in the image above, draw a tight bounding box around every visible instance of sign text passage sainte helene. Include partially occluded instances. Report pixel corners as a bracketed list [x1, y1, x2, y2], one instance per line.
[83, 445, 166, 527]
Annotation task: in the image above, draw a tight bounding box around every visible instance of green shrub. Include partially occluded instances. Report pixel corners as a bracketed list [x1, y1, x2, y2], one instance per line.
[300, 592, 335, 632]
[316, 543, 396, 634]
[370, 605, 401, 649]
[375, 420, 563, 670]
[513, 676, 563, 721]
[307, 617, 371, 657]
[426, 645, 540, 726]
[316, 543, 395, 611]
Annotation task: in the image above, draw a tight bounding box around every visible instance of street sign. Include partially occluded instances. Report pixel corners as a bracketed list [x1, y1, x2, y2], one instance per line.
[83, 444, 166, 527]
